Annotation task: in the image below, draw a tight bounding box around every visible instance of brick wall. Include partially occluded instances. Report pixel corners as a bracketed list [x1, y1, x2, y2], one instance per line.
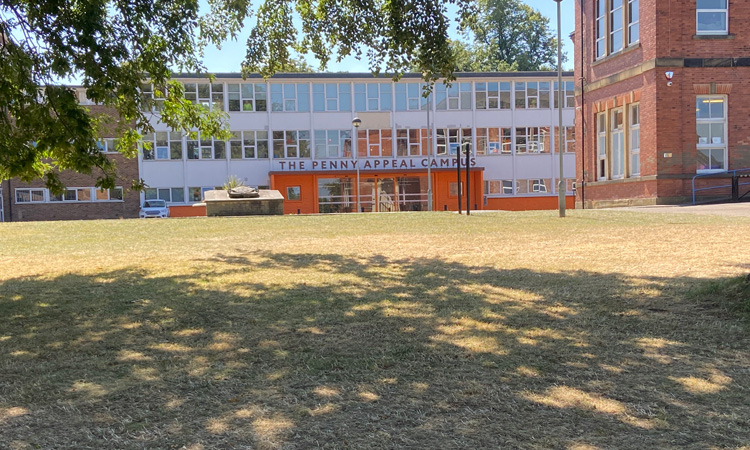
[1, 104, 142, 222]
[574, 0, 750, 207]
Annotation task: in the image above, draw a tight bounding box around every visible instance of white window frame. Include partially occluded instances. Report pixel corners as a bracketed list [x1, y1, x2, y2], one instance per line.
[628, 0, 639, 44]
[354, 83, 392, 112]
[436, 82, 471, 111]
[436, 128, 472, 156]
[15, 188, 46, 203]
[610, 108, 625, 179]
[596, 0, 639, 59]
[696, 0, 728, 36]
[554, 81, 576, 109]
[270, 84, 310, 112]
[395, 83, 429, 111]
[227, 83, 267, 112]
[145, 187, 185, 204]
[273, 130, 311, 159]
[187, 133, 225, 160]
[315, 130, 352, 158]
[313, 83, 351, 112]
[696, 95, 727, 173]
[597, 113, 608, 180]
[629, 103, 640, 176]
[229, 130, 269, 159]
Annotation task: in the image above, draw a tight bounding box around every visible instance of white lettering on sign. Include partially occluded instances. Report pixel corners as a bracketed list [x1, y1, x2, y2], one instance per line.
[274, 157, 477, 172]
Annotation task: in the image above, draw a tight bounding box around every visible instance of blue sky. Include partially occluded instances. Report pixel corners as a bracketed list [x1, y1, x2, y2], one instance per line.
[201, 0, 576, 74]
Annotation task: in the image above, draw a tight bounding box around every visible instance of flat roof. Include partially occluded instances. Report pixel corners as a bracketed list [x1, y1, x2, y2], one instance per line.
[173, 71, 575, 80]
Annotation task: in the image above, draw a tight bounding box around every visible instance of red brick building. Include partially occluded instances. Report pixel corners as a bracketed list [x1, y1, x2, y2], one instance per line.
[574, 0, 750, 207]
[0, 105, 141, 222]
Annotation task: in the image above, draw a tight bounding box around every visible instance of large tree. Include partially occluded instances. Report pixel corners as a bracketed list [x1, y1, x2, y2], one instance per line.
[455, 0, 561, 72]
[0, 0, 473, 191]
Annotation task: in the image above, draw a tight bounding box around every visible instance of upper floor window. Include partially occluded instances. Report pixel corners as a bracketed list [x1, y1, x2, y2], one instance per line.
[515, 82, 549, 109]
[227, 84, 267, 112]
[553, 81, 576, 109]
[143, 132, 182, 160]
[435, 82, 471, 110]
[395, 83, 430, 111]
[475, 82, 511, 110]
[270, 84, 310, 112]
[229, 131, 269, 159]
[313, 83, 351, 112]
[596, 0, 639, 60]
[314, 130, 352, 158]
[184, 83, 224, 111]
[354, 83, 392, 111]
[697, 0, 728, 35]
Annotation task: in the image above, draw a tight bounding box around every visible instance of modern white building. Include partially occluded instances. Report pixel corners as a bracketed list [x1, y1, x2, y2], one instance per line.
[129, 72, 576, 215]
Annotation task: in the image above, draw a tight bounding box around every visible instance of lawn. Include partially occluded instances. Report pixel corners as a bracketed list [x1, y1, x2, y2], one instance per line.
[0, 211, 748, 449]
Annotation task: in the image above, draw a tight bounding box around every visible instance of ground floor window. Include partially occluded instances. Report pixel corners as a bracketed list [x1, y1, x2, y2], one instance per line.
[355, 176, 428, 213]
[145, 187, 185, 203]
[630, 104, 640, 176]
[696, 96, 726, 172]
[318, 178, 355, 213]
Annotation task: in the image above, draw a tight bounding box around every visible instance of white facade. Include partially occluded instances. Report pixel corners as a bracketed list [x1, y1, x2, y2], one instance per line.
[137, 72, 576, 211]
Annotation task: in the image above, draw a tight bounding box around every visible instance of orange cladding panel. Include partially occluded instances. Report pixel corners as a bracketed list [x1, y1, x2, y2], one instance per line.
[271, 174, 317, 214]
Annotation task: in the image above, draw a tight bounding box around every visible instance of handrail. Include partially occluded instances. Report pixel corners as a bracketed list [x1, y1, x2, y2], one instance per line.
[692, 167, 750, 204]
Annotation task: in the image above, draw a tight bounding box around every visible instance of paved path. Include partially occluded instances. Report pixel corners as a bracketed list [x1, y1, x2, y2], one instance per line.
[620, 202, 750, 217]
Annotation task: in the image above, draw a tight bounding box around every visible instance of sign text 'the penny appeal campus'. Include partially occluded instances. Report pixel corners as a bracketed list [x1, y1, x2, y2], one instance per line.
[276, 157, 478, 172]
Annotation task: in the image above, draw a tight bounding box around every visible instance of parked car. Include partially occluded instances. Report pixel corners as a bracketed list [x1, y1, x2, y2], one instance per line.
[139, 199, 170, 218]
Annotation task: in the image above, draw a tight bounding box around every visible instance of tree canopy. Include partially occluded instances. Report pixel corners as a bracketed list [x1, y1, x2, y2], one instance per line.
[0, 0, 474, 191]
[452, 0, 562, 72]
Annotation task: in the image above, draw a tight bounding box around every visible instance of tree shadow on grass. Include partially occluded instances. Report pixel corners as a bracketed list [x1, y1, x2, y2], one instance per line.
[0, 252, 748, 449]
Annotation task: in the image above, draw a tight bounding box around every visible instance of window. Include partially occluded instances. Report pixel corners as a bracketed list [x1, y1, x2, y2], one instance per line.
[475, 82, 510, 110]
[515, 127, 550, 154]
[273, 130, 311, 158]
[696, 96, 726, 172]
[629, 104, 640, 176]
[697, 0, 728, 35]
[596, 0, 639, 59]
[317, 178, 355, 213]
[314, 130, 352, 158]
[484, 180, 502, 194]
[286, 186, 301, 201]
[354, 83, 392, 111]
[313, 83, 351, 112]
[357, 129, 393, 157]
[436, 128, 472, 156]
[270, 84, 310, 112]
[142, 132, 182, 160]
[396, 129, 429, 157]
[97, 138, 119, 153]
[395, 83, 430, 111]
[229, 131, 269, 159]
[553, 81, 576, 109]
[611, 108, 625, 178]
[187, 133, 225, 160]
[184, 83, 224, 111]
[515, 82, 549, 109]
[15, 188, 45, 203]
[227, 83, 267, 112]
[610, 0, 624, 54]
[145, 187, 184, 203]
[476, 128, 511, 155]
[628, 0, 639, 43]
[553, 127, 576, 154]
[188, 187, 203, 202]
[435, 82, 471, 110]
[517, 179, 551, 194]
[597, 113, 607, 180]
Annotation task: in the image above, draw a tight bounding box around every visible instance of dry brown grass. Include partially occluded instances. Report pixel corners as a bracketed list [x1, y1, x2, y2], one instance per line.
[0, 210, 749, 449]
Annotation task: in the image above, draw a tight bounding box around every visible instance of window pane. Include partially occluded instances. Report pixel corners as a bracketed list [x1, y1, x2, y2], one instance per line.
[697, 12, 727, 32]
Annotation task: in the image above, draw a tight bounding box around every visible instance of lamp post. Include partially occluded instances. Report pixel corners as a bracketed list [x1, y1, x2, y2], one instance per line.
[426, 89, 433, 211]
[554, 0, 566, 218]
[352, 116, 362, 213]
